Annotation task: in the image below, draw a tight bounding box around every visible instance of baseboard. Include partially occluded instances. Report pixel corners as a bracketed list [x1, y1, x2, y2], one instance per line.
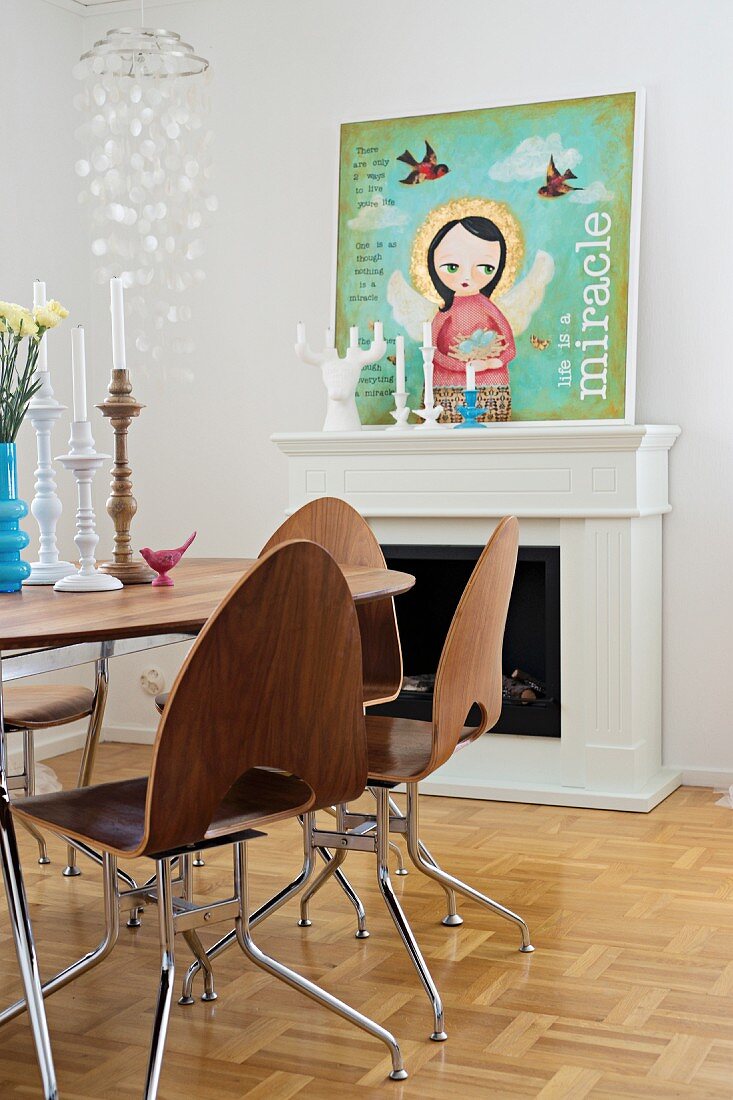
[101, 723, 157, 746]
[679, 767, 733, 789]
[23, 726, 89, 762]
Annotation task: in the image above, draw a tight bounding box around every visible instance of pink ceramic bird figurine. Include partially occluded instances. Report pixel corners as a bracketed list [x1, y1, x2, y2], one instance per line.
[140, 531, 197, 587]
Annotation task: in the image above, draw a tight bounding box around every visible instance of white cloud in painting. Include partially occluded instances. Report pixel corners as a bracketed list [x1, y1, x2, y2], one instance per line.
[489, 133, 582, 182]
[348, 195, 408, 230]
[568, 179, 615, 204]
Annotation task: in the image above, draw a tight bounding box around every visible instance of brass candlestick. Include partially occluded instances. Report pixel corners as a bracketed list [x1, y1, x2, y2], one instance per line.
[96, 368, 154, 585]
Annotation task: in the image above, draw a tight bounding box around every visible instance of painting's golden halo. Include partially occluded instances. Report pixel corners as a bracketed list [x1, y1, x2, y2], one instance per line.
[410, 198, 524, 306]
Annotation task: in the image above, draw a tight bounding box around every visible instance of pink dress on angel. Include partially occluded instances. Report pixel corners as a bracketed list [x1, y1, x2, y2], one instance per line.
[431, 295, 516, 422]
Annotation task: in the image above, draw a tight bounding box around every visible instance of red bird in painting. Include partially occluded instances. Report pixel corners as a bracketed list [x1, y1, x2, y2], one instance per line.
[140, 531, 197, 587]
[397, 141, 450, 185]
[538, 155, 583, 198]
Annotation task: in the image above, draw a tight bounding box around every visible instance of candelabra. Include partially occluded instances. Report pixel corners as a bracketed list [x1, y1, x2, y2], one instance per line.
[96, 368, 155, 584]
[415, 346, 445, 430]
[295, 323, 387, 432]
[54, 422, 123, 592]
[386, 392, 411, 431]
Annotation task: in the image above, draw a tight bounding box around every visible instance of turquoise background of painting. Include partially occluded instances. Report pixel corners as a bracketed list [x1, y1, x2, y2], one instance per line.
[335, 92, 636, 424]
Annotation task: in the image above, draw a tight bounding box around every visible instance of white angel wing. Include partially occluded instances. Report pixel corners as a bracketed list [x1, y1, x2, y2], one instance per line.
[387, 270, 437, 342]
[496, 251, 555, 337]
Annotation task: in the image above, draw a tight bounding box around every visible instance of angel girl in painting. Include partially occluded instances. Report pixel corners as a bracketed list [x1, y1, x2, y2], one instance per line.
[388, 198, 555, 423]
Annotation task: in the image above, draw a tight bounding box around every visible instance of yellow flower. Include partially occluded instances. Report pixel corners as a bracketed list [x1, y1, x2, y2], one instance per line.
[34, 299, 69, 330]
[0, 302, 38, 338]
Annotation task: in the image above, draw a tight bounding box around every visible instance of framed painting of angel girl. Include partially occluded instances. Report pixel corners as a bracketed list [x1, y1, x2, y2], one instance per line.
[334, 90, 644, 426]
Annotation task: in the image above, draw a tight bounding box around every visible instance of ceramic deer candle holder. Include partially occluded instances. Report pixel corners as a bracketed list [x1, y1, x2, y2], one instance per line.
[295, 322, 387, 432]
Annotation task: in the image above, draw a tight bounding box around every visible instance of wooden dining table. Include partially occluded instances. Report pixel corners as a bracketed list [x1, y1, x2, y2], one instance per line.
[0, 556, 415, 1100]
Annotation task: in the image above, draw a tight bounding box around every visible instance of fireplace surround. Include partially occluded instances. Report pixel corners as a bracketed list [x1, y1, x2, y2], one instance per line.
[272, 423, 680, 811]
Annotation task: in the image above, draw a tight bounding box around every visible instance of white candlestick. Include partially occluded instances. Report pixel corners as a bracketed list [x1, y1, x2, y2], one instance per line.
[110, 276, 127, 370]
[296, 321, 306, 344]
[33, 280, 48, 372]
[325, 326, 335, 348]
[395, 335, 406, 393]
[71, 326, 88, 423]
[422, 320, 433, 348]
[466, 361, 476, 391]
[423, 355, 434, 407]
[349, 325, 359, 349]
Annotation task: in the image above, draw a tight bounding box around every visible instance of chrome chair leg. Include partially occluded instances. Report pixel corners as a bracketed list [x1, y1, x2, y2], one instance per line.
[405, 783, 534, 952]
[0, 790, 59, 1099]
[0, 852, 119, 1027]
[180, 929, 216, 1003]
[233, 840, 407, 1081]
[144, 858, 176, 1100]
[64, 658, 109, 877]
[300, 807, 369, 938]
[181, 852, 194, 904]
[298, 846, 346, 926]
[21, 730, 51, 865]
[390, 840, 408, 876]
[179, 813, 319, 1004]
[372, 786, 447, 1042]
[414, 839, 463, 926]
[192, 851, 205, 867]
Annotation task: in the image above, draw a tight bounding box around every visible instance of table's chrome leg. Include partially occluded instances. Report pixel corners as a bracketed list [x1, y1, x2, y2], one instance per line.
[144, 858, 176, 1100]
[1, 668, 59, 1099]
[64, 658, 109, 877]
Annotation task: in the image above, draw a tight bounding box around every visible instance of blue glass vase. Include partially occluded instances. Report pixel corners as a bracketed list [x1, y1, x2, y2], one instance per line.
[0, 442, 31, 593]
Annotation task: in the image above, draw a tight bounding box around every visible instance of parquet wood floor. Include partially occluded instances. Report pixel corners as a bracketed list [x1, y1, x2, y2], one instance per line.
[2, 746, 732, 1098]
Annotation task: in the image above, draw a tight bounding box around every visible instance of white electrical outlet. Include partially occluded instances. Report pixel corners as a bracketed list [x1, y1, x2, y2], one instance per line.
[140, 668, 165, 695]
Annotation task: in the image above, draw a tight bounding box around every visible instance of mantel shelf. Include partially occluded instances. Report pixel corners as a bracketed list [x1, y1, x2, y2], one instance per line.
[272, 424, 681, 457]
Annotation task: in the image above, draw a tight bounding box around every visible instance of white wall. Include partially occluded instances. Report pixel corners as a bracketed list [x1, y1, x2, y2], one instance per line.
[11, 0, 732, 779]
[1, 0, 88, 557]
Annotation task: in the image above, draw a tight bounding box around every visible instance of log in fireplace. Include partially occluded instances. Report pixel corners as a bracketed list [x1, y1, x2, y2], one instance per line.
[371, 545, 561, 738]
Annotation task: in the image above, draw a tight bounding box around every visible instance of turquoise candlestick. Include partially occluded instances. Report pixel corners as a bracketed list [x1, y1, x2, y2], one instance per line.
[455, 390, 488, 429]
[0, 442, 32, 592]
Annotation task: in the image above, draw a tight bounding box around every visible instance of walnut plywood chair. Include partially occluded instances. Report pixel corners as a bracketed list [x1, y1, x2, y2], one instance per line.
[2, 541, 407, 1096]
[2, 666, 108, 868]
[260, 497, 403, 706]
[298, 517, 534, 1040]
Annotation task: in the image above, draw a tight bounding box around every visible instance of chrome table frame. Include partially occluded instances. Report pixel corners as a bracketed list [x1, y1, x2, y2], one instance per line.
[0, 632, 195, 1099]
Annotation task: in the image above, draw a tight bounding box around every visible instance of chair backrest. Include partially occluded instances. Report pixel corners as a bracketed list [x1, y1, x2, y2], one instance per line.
[261, 498, 402, 705]
[429, 516, 518, 775]
[139, 540, 367, 857]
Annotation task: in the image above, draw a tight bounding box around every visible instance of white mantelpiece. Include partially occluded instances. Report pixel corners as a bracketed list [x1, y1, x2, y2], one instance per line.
[272, 424, 681, 812]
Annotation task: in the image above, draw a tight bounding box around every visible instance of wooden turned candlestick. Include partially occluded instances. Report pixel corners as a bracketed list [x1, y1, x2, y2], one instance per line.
[95, 368, 155, 585]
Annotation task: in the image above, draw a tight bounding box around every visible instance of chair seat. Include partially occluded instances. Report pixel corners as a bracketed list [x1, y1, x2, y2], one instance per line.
[365, 714, 476, 784]
[2, 684, 95, 729]
[12, 768, 313, 858]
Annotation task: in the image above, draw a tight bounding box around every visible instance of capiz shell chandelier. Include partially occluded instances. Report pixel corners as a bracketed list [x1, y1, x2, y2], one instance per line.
[73, 27, 216, 377]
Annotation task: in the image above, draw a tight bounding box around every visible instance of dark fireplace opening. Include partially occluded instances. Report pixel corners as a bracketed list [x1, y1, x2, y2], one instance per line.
[371, 544, 561, 738]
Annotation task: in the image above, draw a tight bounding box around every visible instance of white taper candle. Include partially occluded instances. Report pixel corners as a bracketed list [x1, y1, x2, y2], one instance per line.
[296, 321, 306, 344]
[395, 335, 406, 392]
[71, 326, 88, 423]
[325, 326, 335, 348]
[373, 320, 383, 343]
[33, 280, 48, 372]
[349, 325, 359, 348]
[110, 276, 127, 370]
[466, 361, 476, 391]
[422, 320, 432, 348]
